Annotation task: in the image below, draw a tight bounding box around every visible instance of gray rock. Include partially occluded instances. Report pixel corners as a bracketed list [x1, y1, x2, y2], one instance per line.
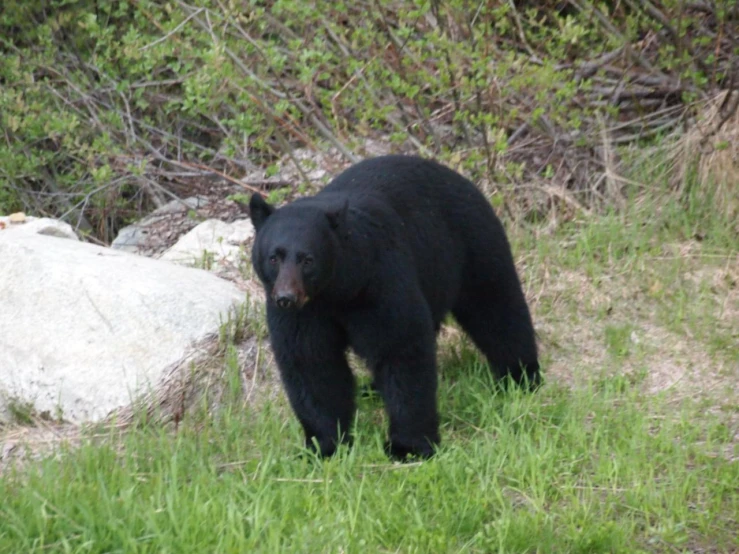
[159, 218, 255, 272]
[111, 196, 210, 254]
[0, 215, 79, 240]
[0, 232, 244, 423]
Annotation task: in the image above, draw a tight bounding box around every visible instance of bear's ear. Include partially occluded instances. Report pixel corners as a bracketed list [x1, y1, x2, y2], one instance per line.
[326, 199, 349, 233]
[249, 193, 275, 232]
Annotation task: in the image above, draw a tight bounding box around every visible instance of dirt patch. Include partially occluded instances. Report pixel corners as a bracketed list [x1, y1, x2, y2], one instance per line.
[529, 248, 738, 463]
[1, 424, 78, 476]
[536, 263, 736, 383]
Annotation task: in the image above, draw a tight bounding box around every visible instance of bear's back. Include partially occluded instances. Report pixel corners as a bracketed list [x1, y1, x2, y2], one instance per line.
[317, 155, 507, 322]
[319, 155, 501, 245]
[321, 155, 481, 209]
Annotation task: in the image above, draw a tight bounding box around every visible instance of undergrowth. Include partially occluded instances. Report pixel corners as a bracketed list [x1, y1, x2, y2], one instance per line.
[1, 0, 737, 240]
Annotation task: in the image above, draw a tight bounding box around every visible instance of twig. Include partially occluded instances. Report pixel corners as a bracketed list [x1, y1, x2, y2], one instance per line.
[625, 0, 710, 77]
[270, 477, 333, 483]
[177, 0, 359, 165]
[506, 0, 539, 61]
[574, 47, 625, 79]
[171, 161, 266, 194]
[139, 8, 205, 51]
[431, 0, 473, 146]
[321, 20, 432, 156]
[567, 0, 668, 79]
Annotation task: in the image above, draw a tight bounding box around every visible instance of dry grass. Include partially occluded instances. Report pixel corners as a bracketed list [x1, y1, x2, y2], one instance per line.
[692, 92, 739, 222]
[535, 261, 736, 393]
[654, 91, 739, 228]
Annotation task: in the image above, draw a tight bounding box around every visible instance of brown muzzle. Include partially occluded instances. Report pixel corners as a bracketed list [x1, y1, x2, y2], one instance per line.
[271, 263, 308, 309]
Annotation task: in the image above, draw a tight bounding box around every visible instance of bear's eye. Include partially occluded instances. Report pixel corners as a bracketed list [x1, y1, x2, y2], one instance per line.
[268, 254, 278, 265]
[303, 256, 314, 267]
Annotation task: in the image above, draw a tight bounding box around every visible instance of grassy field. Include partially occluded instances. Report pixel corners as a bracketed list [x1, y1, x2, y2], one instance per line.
[1, 183, 737, 553]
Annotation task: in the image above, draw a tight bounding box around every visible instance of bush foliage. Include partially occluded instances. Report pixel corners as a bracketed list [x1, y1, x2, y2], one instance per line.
[1, 0, 737, 240]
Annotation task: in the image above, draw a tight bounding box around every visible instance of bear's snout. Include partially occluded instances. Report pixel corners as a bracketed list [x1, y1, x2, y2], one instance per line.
[272, 264, 308, 309]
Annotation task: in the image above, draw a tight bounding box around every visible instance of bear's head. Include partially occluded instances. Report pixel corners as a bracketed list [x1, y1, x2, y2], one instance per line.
[248, 193, 348, 310]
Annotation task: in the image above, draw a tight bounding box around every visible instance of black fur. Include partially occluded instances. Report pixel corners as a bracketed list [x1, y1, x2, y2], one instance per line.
[249, 155, 540, 460]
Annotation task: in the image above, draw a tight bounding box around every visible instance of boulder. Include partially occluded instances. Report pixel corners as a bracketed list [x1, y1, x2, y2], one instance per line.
[0, 232, 245, 423]
[159, 218, 255, 272]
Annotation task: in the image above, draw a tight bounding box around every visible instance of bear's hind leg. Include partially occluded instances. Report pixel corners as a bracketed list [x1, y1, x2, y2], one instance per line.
[452, 289, 541, 390]
[267, 305, 355, 457]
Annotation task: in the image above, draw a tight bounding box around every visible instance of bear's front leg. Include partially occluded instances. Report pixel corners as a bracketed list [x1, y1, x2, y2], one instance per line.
[267, 303, 355, 458]
[346, 281, 441, 461]
[376, 336, 440, 461]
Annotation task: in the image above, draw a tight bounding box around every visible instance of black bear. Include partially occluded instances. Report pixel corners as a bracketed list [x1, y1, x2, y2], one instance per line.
[248, 155, 540, 460]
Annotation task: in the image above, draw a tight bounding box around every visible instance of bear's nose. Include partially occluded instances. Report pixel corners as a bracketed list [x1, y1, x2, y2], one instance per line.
[275, 293, 297, 309]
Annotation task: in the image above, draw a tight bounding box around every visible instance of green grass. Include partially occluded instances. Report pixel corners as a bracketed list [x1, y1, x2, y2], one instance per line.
[0, 359, 736, 553]
[1, 182, 737, 553]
